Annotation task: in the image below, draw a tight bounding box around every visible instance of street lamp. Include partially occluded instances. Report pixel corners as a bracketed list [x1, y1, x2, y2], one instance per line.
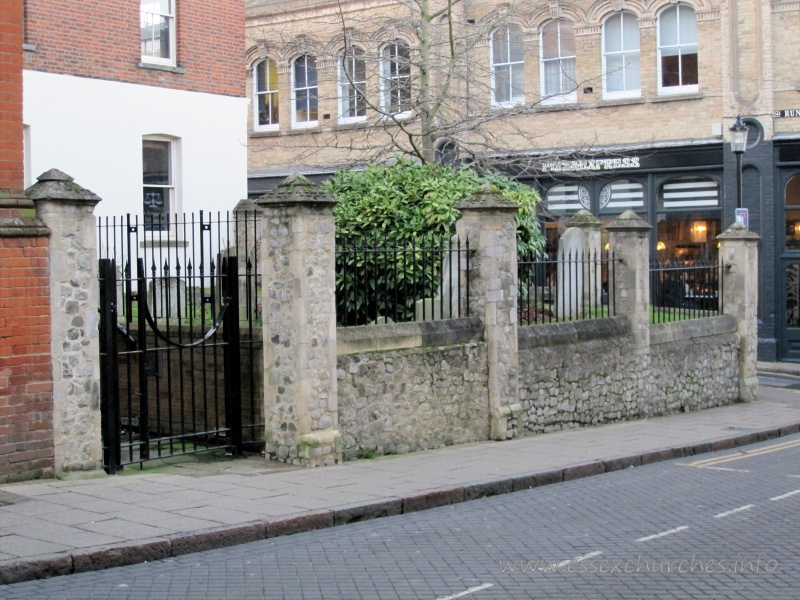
[729, 115, 748, 210]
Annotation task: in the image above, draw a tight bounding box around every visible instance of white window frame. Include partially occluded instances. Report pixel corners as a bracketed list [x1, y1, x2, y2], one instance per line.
[291, 55, 319, 129]
[338, 47, 367, 125]
[540, 20, 577, 106]
[657, 4, 699, 96]
[490, 24, 525, 107]
[140, 1, 176, 67]
[253, 58, 279, 132]
[602, 12, 641, 100]
[380, 41, 412, 118]
[142, 136, 180, 234]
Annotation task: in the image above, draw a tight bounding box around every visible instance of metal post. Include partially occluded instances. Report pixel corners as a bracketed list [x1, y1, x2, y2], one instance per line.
[736, 151, 743, 209]
[99, 259, 121, 474]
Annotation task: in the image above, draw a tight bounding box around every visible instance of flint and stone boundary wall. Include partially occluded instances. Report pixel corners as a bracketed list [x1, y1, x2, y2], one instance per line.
[255, 179, 760, 466]
[0, 175, 761, 479]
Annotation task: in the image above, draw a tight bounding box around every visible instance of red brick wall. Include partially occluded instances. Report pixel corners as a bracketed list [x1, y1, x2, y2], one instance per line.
[0, 0, 25, 195]
[24, 0, 244, 98]
[0, 236, 54, 482]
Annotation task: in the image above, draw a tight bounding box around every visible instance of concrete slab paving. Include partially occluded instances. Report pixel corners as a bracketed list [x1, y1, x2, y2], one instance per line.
[1, 375, 800, 584]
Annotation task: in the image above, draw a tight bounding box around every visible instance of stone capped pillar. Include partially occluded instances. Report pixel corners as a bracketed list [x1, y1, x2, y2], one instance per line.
[456, 185, 520, 440]
[255, 175, 342, 467]
[606, 210, 652, 351]
[718, 222, 760, 402]
[26, 170, 102, 473]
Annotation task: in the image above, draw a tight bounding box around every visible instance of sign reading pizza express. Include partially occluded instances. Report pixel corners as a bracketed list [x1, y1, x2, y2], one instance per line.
[540, 157, 641, 173]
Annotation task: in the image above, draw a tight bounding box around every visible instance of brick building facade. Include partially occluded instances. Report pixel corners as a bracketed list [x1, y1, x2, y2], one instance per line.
[23, 0, 248, 222]
[1, 0, 54, 482]
[245, 0, 800, 362]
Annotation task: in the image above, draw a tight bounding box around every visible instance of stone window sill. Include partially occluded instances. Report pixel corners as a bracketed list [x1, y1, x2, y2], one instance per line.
[648, 92, 705, 103]
[138, 62, 187, 75]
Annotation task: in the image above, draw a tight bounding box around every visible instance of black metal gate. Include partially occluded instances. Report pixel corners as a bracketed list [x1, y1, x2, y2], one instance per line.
[98, 211, 262, 473]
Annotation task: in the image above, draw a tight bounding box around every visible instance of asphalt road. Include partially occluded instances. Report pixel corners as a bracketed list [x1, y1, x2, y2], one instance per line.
[2, 433, 800, 599]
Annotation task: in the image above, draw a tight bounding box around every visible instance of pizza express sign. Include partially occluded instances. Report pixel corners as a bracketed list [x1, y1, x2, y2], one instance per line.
[540, 156, 641, 173]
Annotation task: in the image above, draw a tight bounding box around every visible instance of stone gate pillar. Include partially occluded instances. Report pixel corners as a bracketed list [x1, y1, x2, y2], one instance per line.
[255, 175, 342, 467]
[606, 210, 652, 351]
[718, 222, 760, 402]
[26, 169, 102, 473]
[456, 185, 520, 440]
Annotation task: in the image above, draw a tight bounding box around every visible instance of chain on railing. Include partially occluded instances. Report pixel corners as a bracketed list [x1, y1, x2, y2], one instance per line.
[649, 259, 723, 323]
[335, 234, 470, 327]
[518, 250, 616, 325]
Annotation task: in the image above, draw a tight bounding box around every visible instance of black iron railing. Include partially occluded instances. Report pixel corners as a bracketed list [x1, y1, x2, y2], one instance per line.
[335, 235, 469, 327]
[97, 211, 262, 472]
[518, 250, 616, 325]
[650, 259, 722, 323]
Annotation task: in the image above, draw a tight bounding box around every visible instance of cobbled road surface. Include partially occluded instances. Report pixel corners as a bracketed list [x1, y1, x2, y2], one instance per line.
[2, 433, 800, 599]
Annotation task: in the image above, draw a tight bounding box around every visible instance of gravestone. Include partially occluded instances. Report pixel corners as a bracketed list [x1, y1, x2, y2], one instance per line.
[557, 227, 586, 320]
[415, 235, 462, 321]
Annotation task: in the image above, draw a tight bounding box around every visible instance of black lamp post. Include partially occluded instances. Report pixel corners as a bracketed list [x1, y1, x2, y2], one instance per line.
[729, 115, 748, 210]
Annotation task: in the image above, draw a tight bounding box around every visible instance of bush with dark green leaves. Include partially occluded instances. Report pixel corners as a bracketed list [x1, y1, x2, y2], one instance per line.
[325, 157, 543, 325]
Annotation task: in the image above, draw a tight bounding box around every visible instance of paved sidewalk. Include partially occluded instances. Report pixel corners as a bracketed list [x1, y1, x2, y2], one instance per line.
[1, 372, 800, 584]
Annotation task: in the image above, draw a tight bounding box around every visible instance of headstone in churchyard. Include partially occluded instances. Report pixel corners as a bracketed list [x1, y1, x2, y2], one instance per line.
[557, 227, 586, 320]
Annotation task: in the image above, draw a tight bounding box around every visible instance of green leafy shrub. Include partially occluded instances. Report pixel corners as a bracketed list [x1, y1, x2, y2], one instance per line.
[325, 157, 544, 325]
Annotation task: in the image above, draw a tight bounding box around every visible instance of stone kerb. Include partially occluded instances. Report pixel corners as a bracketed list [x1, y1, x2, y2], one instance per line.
[606, 210, 652, 351]
[255, 174, 342, 467]
[717, 222, 760, 402]
[455, 185, 521, 440]
[26, 169, 103, 473]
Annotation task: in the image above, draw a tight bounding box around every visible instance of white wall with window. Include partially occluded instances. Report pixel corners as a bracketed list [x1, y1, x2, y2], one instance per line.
[603, 12, 640, 99]
[291, 55, 318, 128]
[22, 69, 247, 221]
[339, 47, 367, 124]
[380, 41, 411, 115]
[490, 24, 525, 107]
[140, 0, 176, 66]
[657, 4, 698, 94]
[254, 58, 279, 131]
[540, 20, 576, 104]
[142, 137, 179, 231]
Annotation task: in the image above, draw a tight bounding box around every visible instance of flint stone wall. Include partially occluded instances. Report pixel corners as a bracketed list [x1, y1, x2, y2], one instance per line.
[518, 315, 740, 433]
[336, 319, 489, 459]
[336, 314, 740, 457]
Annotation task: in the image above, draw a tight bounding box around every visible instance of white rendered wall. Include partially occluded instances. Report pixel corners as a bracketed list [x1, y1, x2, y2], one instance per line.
[23, 70, 248, 220]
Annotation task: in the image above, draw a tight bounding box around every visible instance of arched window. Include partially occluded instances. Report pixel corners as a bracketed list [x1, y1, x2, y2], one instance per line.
[254, 58, 279, 131]
[339, 47, 367, 123]
[545, 183, 590, 212]
[785, 175, 800, 251]
[598, 180, 644, 214]
[435, 139, 457, 166]
[490, 24, 525, 106]
[603, 12, 640, 98]
[657, 4, 698, 93]
[658, 176, 719, 210]
[380, 41, 411, 114]
[540, 20, 576, 104]
[292, 55, 318, 128]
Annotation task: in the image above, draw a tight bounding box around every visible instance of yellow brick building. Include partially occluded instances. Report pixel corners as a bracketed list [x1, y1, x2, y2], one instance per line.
[245, 0, 800, 362]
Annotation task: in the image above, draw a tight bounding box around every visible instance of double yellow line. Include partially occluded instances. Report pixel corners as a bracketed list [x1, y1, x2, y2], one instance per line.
[681, 438, 800, 469]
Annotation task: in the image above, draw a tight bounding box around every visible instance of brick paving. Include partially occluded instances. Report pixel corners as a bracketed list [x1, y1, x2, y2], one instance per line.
[0, 366, 799, 585]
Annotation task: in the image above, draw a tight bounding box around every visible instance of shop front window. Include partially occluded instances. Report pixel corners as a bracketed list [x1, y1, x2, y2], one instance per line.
[656, 176, 721, 262]
[784, 175, 800, 251]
